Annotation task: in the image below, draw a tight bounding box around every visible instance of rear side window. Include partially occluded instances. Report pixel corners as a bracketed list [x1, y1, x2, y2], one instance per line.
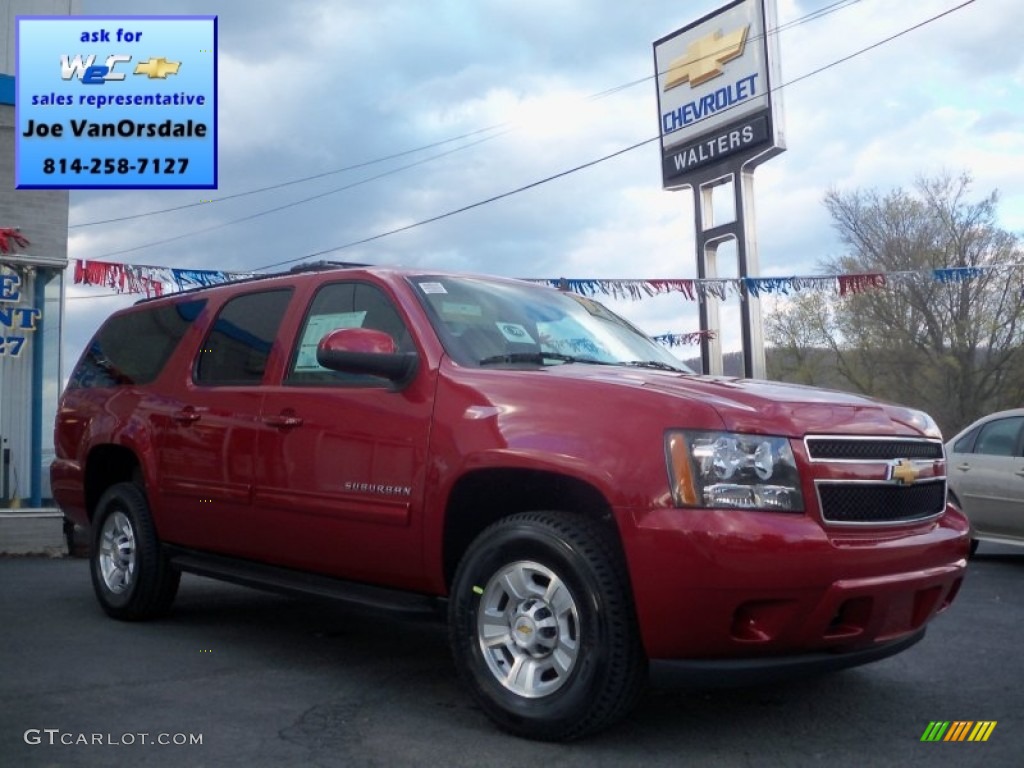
[195, 289, 292, 386]
[69, 299, 206, 388]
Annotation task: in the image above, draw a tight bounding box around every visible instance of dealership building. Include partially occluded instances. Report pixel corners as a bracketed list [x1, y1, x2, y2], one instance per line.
[0, 0, 78, 553]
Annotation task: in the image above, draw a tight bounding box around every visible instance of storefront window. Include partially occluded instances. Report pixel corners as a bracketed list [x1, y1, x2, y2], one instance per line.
[0, 263, 63, 507]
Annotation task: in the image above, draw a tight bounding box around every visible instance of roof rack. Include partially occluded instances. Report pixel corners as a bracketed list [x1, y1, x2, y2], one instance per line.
[288, 260, 369, 273]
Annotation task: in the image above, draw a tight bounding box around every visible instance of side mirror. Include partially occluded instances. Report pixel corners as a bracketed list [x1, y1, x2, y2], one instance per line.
[315, 328, 418, 385]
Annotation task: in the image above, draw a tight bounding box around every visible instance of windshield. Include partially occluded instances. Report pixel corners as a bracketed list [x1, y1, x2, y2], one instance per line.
[410, 275, 694, 373]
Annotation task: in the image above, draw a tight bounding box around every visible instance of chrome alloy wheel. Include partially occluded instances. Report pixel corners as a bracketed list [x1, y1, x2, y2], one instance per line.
[98, 510, 136, 594]
[477, 560, 581, 698]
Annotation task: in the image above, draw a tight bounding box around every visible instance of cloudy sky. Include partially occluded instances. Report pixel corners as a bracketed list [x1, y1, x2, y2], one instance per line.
[62, 0, 1024, 367]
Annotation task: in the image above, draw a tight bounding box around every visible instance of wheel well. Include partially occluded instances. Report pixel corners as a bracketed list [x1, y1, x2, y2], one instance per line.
[442, 468, 618, 588]
[84, 445, 142, 521]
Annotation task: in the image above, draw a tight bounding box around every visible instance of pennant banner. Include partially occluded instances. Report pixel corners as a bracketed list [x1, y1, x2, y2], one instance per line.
[69, 258, 1023, 351]
[0, 228, 30, 254]
[651, 330, 715, 347]
[70, 259, 1024, 304]
[72, 259, 253, 297]
[530, 262, 1023, 302]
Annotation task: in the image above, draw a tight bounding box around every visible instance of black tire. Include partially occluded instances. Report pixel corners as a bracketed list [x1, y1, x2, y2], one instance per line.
[90, 482, 180, 620]
[969, 538, 980, 557]
[448, 511, 646, 741]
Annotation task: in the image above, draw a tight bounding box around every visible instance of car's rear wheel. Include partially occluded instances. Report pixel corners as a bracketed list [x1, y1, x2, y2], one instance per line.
[449, 512, 646, 741]
[91, 482, 179, 620]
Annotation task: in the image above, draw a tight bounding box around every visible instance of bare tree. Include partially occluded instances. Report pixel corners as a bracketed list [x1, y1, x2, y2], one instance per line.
[767, 172, 1024, 436]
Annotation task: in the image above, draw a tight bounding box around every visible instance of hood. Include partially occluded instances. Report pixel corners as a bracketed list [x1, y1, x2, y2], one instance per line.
[542, 365, 941, 439]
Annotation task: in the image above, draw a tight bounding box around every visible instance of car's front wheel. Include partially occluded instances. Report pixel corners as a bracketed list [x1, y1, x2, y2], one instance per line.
[448, 512, 646, 741]
[91, 482, 179, 620]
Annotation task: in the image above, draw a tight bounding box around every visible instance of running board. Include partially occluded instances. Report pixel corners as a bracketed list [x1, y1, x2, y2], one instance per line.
[164, 545, 445, 618]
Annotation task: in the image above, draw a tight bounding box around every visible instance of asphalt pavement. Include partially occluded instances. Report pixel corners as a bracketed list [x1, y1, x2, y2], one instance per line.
[1, 543, 1021, 767]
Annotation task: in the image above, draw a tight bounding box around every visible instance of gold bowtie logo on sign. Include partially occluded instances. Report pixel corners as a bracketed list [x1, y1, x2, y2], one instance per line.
[134, 57, 181, 78]
[664, 26, 749, 91]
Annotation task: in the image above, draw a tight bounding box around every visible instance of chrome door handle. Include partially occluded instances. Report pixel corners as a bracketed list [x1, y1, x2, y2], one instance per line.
[263, 414, 304, 429]
[172, 408, 202, 424]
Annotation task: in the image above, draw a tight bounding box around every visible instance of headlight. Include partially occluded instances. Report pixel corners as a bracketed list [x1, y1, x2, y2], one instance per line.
[665, 431, 803, 511]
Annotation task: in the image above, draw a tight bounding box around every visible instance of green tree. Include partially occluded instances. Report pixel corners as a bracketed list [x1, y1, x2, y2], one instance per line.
[767, 172, 1024, 437]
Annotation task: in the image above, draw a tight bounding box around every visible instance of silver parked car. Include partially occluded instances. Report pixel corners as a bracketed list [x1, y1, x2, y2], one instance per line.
[946, 408, 1024, 554]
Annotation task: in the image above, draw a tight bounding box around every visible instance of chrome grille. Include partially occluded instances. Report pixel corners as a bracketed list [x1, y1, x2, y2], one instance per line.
[806, 435, 947, 525]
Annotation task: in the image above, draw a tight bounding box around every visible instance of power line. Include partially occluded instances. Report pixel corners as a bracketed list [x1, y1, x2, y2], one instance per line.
[252, 0, 979, 272]
[66, 292, 130, 300]
[68, 0, 864, 232]
[67, 124, 507, 229]
[78, 131, 509, 260]
[774, 0, 863, 33]
[256, 136, 661, 271]
[571, 0, 863, 102]
[780, 0, 976, 91]
[72, 0, 978, 274]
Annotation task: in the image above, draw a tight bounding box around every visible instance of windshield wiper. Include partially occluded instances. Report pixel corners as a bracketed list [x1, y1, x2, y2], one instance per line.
[478, 352, 611, 366]
[622, 360, 686, 372]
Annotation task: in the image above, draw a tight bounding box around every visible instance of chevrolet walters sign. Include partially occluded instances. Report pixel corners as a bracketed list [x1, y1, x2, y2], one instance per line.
[653, 0, 784, 187]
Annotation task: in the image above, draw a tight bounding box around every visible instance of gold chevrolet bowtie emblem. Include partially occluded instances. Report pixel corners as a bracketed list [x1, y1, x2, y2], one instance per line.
[888, 459, 919, 485]
[134, 58, 181, 78]
[664, 26, 749, 91]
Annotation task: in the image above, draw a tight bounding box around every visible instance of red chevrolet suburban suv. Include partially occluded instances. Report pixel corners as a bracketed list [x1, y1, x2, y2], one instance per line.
[52, 264, 969, 740]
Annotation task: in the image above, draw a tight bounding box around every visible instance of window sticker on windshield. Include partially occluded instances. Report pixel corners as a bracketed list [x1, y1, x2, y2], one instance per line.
[544, 337, 604, 357]
[294, 311, 366, 371]
[496, 322, 535, 344]
[442, 302, 482, 317]
[419, 282, 447, 294]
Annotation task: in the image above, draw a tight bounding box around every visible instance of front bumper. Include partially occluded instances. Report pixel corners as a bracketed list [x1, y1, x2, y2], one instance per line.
[619, 504, 969, 661]
[649, 628, 926, 688]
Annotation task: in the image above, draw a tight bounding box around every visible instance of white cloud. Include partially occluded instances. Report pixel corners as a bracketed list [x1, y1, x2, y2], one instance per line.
[62, 0, 1024, 367]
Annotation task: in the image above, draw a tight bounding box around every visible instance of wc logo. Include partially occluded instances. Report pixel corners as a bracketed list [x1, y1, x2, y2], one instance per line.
[920, 721, 997, 742]
[61, 54, 133, 84]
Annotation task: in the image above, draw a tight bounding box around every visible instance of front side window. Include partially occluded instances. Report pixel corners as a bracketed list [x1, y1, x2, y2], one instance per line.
[286, 281, 411, 386]
[972, 417, 1024, 457]
[195, 289, 292, 386]
[410, 275, 693, 372]
[70, 299, 206, 388]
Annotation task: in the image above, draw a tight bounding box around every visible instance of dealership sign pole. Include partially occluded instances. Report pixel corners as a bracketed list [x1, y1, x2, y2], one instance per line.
[654, 0, 784, 378]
